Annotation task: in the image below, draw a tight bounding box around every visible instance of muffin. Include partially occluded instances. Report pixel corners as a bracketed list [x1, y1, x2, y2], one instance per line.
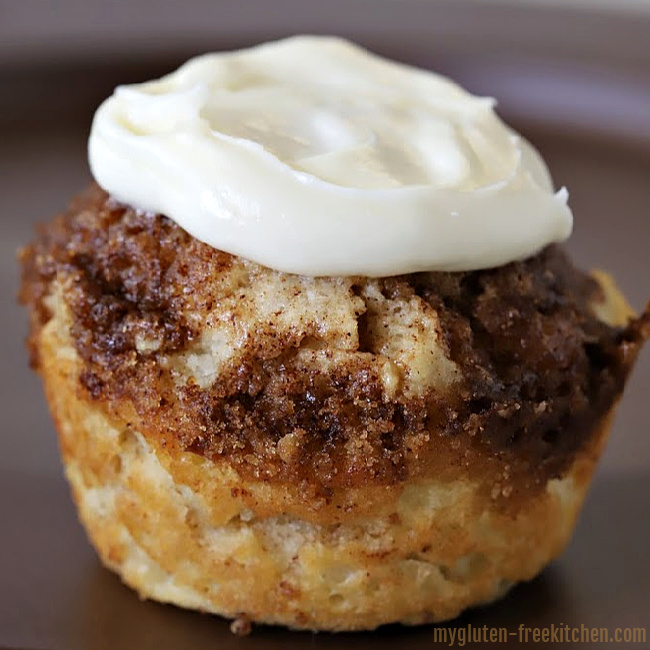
[19, 37, 649, 632]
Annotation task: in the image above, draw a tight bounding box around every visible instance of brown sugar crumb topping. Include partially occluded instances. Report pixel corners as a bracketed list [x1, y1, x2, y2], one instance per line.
[19, 184, 649, 494]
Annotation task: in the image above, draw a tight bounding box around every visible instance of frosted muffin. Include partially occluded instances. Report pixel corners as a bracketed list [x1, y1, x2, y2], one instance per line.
[19, 37, 649, 631]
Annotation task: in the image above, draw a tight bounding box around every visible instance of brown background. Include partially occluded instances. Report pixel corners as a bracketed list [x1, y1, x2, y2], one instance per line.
[0, 1, 648, 648]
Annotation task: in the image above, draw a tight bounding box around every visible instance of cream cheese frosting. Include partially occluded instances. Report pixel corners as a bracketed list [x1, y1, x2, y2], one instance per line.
[88, 36, 573, 276]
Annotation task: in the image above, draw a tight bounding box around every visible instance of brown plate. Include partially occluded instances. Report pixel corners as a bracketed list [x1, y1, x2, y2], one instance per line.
[1, 2, 648, 648]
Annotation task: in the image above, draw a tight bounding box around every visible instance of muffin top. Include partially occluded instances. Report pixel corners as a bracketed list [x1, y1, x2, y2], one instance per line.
[20, 186, 649, 502]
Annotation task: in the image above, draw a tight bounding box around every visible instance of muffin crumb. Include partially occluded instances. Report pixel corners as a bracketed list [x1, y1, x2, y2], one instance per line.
[230, 615, 252, 636]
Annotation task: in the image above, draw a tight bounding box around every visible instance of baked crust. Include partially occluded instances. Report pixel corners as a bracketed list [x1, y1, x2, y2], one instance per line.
[36, 288, 623, 629]
[19, 186, 649, 629]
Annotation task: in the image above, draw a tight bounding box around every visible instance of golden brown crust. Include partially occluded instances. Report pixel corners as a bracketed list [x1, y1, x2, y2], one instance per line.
[20, 185, 649, 630]
[37, 294, 617, 630]
[19, 185, 649, 504]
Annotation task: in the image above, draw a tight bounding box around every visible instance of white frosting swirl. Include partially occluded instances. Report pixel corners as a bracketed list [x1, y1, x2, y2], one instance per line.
[88, 36, 572, 276]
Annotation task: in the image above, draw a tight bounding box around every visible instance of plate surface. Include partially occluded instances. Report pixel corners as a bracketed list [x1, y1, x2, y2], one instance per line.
[0, 3, 648, 649]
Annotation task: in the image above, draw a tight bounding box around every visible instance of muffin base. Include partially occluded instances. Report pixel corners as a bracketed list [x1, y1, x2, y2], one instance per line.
[37, 285, 621, 631]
